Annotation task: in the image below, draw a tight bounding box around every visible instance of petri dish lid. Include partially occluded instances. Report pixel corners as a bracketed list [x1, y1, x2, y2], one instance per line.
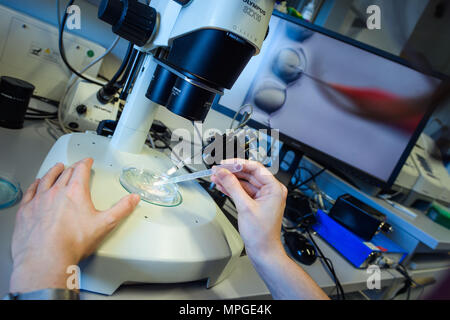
[120, 167, 182, 207]
[0, 174, 21, 209]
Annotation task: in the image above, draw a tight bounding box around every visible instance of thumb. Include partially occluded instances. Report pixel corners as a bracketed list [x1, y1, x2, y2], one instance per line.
[99, 194, 140, 228]
[214, 169, 253, 210]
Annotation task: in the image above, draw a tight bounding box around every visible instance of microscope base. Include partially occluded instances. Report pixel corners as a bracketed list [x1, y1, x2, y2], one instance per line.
[37, 132, 244, 295]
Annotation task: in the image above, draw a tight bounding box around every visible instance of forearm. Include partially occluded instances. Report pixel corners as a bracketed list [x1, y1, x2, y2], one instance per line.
[248, 245, 330, 300]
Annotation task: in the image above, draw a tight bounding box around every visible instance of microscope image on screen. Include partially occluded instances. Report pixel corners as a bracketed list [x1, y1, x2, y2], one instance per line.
[252, 47, 307, 114]
[220, 16, 441, 183]
[244, 22, 310, 117]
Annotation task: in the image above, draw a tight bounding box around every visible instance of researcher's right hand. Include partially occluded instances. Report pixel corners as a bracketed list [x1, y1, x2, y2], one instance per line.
[211, 159, 288, 260]
[212, 160, 330, 300]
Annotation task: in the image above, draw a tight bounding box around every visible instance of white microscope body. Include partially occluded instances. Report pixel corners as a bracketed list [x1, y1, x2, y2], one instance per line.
[38, 0, 274, 295]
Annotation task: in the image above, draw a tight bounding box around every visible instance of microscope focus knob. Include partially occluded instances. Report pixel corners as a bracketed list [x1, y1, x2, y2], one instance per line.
[76, 104, 87, 115]
[98, 0, 157, 47]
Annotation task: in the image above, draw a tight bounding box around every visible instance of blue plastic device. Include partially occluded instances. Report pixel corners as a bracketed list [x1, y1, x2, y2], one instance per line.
[312, 210, 407, 268]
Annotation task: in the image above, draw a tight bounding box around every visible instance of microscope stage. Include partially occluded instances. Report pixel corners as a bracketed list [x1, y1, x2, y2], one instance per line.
[37, 132, 244, 295]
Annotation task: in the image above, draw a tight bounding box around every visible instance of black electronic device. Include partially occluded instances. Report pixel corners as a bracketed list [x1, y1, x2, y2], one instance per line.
[284, 232, 317, 265]
[284, 193, 317, 230]
[0, 76, 35, 129]
[329, 194, 392, 241]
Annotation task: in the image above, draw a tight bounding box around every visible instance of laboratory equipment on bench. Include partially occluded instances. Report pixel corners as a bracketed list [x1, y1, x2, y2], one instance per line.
[61, 79, 120, 131]
[0, 76, 35, 129]
[329, 194, 392, 241]
[0, 4, 106, 101]
[165, 126, 256, 176]
[312, 210, 407, 269]
[37, 0, 275, 295]
[394, 134, 450, 207]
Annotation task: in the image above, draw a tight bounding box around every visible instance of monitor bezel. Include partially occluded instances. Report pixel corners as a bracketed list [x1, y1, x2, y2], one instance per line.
[213, 10, 448, 189]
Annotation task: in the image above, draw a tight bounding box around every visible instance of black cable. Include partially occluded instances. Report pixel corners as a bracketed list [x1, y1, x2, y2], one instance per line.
[96, 43, 134, 103]
[26, 114, 56, 119]
[288, 168, 326, 196]
[292, 166, 315, 191]
[104, 43, 134, 89]
[297, 168, 326, 189]
[25, 115, 57, 120]
[59, 0, 104, 86]
[152, 134, 172, 149]
[120, 50, 145, 101]
[32, 95, 60, 107]
[317, 256, 341, 297]
[117, 47, 138, 86]
[392, 263, 426, 300]
[306, 228, 346, 300]
[97, 74, 110, 82]
[27, 108, 57, 116]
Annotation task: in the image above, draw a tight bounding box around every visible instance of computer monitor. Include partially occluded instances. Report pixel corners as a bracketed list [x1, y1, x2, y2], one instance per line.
[214, 11, 444, 188]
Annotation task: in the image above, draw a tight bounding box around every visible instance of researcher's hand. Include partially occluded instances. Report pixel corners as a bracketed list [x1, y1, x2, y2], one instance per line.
[211, 159, 287, 260]
[10, 158, 140, 293]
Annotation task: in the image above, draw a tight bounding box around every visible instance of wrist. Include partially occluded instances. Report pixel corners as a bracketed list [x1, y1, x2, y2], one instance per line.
[246, 240, 287, 266]
[10, 254, 78, 293]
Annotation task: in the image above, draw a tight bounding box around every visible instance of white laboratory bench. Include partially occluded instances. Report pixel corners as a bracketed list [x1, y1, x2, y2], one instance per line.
[4, 104, 450, 299]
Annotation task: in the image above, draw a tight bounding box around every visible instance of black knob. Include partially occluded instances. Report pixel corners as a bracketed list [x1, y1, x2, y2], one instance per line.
[76, 104, 87, 115]
[98, 0, 157, 47]
[69, 122, 79, 129]
[173, 0, 193, 5]
[98, 0, 124, 25]
[380, 222, 393, 233]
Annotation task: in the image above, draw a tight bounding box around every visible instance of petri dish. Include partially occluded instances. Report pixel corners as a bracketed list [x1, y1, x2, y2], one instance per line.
[120, 167, 182, 207]
[0, 174, 21, 209]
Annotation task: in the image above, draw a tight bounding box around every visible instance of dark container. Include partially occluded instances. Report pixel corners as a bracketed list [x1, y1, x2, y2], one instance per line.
[0, 76, 35, 129]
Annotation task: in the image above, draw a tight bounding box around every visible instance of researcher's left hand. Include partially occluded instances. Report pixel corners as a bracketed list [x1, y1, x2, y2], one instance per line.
[10, 158, 140, 293]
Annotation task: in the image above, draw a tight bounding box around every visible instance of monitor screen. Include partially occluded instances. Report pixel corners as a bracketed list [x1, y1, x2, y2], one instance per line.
[217, 13, 442, 187]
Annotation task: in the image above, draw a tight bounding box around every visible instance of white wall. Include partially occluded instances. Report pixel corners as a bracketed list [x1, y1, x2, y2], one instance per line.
[0, 0, 128, 78]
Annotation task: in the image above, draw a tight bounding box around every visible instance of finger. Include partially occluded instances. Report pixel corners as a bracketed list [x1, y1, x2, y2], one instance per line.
[239, 180, 259, 198]
[221, 159, 277, 186]
[68, 158, 93, 189]
[234, 171, 263, 189]
[212, 172, 260, 198]
[54, 166, 74, 188]
[98, 194, 140, 229]
[214, 169, 253, 210]
[21, 179, 40, 204]
[211, 178, 230, 197]
[36, 163, 65, 193]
